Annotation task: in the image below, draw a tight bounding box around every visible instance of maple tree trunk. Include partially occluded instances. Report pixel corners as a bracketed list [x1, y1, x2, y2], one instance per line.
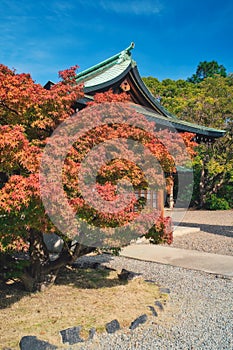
[20, 229, 95, 292]
[20, 229, 55, 292]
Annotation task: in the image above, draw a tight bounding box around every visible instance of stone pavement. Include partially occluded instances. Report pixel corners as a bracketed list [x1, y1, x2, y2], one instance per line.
[120, 244, 233, 277]
[173, 225, 200, 237]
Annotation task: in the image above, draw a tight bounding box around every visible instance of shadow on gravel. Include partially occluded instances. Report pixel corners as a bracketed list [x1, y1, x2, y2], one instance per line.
[175, 222, 233, 238]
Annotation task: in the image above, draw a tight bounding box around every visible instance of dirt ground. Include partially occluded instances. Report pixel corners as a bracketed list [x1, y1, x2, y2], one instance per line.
[0, 264, 167, 349]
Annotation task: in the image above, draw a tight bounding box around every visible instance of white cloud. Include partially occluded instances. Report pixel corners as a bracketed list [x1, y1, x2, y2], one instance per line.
[99, 0, 162, 15]
[50, 0, 76, 17]
[76, 0, 163, 16]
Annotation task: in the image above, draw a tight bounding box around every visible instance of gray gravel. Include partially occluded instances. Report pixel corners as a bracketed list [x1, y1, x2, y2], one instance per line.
[170, 210, 233, 256]
[63, 210, 233, 350]
[66, 254, 233, 350]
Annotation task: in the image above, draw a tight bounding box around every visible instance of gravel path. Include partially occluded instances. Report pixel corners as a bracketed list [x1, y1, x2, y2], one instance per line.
[69, 255, 233, 350]
[169, 209, 233, 256]
[65, 210, 233, 350]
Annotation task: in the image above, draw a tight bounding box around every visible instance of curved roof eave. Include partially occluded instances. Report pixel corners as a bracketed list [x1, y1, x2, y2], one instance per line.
[129, 66, 178, 119]
[130, 104, 226, 138]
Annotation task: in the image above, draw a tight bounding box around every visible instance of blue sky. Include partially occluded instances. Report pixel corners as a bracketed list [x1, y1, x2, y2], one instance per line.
[1, 0, 233, 85]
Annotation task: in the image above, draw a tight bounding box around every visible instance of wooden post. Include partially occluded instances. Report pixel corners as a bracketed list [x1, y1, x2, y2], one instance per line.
[157, 189, 164, 218]
[169, 180, 174, 209]
[166, 175, 174, 209]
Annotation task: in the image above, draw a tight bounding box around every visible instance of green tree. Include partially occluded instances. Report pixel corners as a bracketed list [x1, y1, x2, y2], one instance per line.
[195, 122, 233, 208]
[187, 61, 227, 83]
[143, 71, 233, 209]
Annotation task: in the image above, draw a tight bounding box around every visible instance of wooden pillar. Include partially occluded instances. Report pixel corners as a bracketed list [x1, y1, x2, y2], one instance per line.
[166, 175, 174, 209]
[157, 189, 164, 218]
[169, 181, 174, 209]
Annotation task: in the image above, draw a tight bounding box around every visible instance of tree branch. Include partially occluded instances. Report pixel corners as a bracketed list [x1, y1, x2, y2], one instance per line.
[0, 101, 20, 116]
[42, 243, 96, 274]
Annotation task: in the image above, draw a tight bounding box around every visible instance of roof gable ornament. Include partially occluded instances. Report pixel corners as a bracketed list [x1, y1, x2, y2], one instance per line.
[75, 42, 135, 83]
[117, 42, 135, 64]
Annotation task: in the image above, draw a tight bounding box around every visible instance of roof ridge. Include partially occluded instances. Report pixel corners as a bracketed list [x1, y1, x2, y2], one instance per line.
[75, 42, 135, 81]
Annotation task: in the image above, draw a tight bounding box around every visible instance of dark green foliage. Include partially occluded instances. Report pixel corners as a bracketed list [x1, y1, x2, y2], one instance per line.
[205, 194, 230, 210]
[0, 253, 29, 280]
[143, 63, 233, 209]
[218, 184, 233, 208]
[187, 61, 227, 83]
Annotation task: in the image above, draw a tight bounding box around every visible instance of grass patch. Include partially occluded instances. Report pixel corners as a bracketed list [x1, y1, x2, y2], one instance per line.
[0, 263, 168, 349]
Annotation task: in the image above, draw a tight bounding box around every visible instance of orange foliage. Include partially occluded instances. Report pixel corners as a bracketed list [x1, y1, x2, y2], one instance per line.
[0, 76, 196, 251]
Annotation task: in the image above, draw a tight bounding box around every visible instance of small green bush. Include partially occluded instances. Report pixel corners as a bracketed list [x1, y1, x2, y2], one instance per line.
[218, 184, 233, 208]
[206, 194, 230, 210]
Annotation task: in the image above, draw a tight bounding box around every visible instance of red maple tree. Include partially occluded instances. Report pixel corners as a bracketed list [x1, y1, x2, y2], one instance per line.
[0, 66, 195, 291]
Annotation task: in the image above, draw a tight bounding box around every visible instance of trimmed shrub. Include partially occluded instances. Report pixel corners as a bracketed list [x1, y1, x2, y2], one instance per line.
[205, 194, 230, 210]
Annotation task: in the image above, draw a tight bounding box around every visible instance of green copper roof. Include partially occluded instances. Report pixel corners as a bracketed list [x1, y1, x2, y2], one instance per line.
[84, 59, 131, 88]
[131, 104, 225, 138]
[75, 44, 225, 139]
[76, 42, 135, 86]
